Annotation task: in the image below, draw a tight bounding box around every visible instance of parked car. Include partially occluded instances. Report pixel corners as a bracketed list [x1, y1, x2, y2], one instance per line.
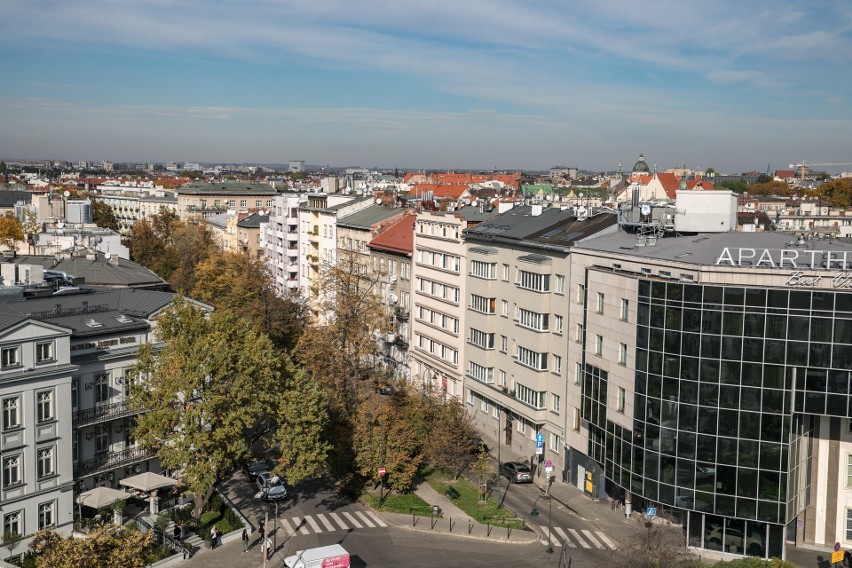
[501, 462, 533, 483]
[243, 459, 272, 481]
[256, 472, 288, 501]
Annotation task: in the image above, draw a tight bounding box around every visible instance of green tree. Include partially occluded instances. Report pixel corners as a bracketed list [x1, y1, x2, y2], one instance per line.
[190, 251, 306, 351]
[471, 450, 493, 502]
[816, 178, 852, 208]
[91, 200, 119, 231]
[128, 299, 325, 520]
[704, 167, 716, 176]
[422, 394, 477, 479]
[717, 179, 748, 194]
[28, 526, 151, 568]
[0, 213, 24, 253]
[756, 174, 774, 184]
[747, 180, 791, 197]
[2, 529, 22, 560]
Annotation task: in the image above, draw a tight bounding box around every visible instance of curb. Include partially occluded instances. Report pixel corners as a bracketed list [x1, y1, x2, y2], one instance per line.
[385, 516, 540, 544]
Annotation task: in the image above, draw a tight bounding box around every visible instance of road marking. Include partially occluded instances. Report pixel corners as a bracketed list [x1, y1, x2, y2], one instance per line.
[365, 510, 388, 527]
[305, 515, 322, 533]
[328, 512, 349, 530]
[553, 527, 575, 548]
[581, 529, 603, 548]
[539, 526, 562, 548]
[596, 531, 617, 549]
[355, 511, 375, 527]
[280, 518, 296, 534]
[297, 518, 311, 535]
[342, 511, 363, 528]
[316, 513, 336, 532]
[568, 528, 591, 549]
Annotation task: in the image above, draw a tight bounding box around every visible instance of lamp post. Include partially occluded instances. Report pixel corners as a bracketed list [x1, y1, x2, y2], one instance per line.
[531, 494, 553, 567]
[495, 405, 501, 509]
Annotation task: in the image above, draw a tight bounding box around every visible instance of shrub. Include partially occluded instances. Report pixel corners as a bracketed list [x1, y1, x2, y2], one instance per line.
[206, 494, 224, 514]
[223, 508, 241, 529]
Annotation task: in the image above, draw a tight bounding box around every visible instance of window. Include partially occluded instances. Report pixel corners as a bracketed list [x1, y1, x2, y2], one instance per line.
[37, 446, 55, 478]
[71, 378, 78, 410]
[502, 264, 510, 281]
[517, 346, 548, 370]
[501, 300, 509, 316]
[577, 284, 585, 305]
[3, 512, 21, 538]
[469, 329, 495, 349]
[38, 501, 55, 529]
[499, 370, 507, 386]
[480, 398, 489, 413]
[552, 394, 561, 413]
[518, 271, 550, 292]
[468, 362, 494, 384]
[517, 308, 549, 332]
[553, 355, 562, 374]
[3, 397, 20, 430]
[36, 390, 53, 423]
[515, 383, 545, 409]
[554, 315, 563, 334]
[595, 335, 603, 356]
[470, 260, 496, 279]
[550, 433, 561, 453]
[596, 292, 605, 314]
[466, 390, 474, 405]
[95, 372, 109, 403]
[847, 508, 852, 541]
[501, 336, 508, 352]
[36, 341, 54, 363]
[556, 274, 565, 293]
[95, 424, 109, 454]
[619, 343, 628, 365]
[575, 323, 583, 343]
[470, 295, 496, 314]
[255, 200, 262, 207]
[617, 387, 626, 413]
[1, 346, 20, 369]
[73, 431, 78, 463]
[620, 298, 629, 321]
[240, 200, 247, 207]
[3, 455, 21, 486]
[575, 362, 582, 385]
[573, 408, 581, 431]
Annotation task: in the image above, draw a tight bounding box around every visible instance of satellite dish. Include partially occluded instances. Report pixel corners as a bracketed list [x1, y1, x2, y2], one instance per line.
[63, 191, 70, 197]
[641, 204, 651, 216]
[57, 222, 64, 229]
[104, 253, 111, 260]
[376, 198, 382, 205]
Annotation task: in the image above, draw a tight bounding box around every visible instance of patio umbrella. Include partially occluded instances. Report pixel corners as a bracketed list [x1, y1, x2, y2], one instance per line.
[119, 472, 177, 514]
[76, 486, 131, 510]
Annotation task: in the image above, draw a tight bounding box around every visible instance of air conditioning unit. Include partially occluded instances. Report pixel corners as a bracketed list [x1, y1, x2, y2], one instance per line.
[389, 294, 398, 304]
[389, 275, 397, 282]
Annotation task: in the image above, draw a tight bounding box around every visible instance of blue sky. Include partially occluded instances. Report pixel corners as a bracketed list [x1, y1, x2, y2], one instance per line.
[1, 1, 851, 172]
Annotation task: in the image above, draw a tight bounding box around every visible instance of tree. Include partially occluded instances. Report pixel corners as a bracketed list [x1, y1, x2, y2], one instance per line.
[2, 529, 21, 560]
[28, 525, 151, 568]
[421, 394, 478, 478]
[166, 220, 216, 292]
[471, 451, 493, 502]
[0, 213, 24, 253]
[127, 299, 326, 520]
[756, 174, 774, 184]
[612, 522, 695, 568]
[91, 200, 119, 231]
[190, 251, 306, 351]
[816, 178, 852, 208]
[717, 179, 748, 194]
[21, 209, 40, 254]
[747, 181, 791, 197]
[704, 167, 716, 176]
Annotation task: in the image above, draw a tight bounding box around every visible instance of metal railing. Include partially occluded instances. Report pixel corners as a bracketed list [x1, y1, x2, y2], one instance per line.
[73, 400, 141, 428]
[74, 446, 153, 478]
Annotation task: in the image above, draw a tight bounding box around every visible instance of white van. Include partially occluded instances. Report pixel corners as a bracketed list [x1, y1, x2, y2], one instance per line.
[283, 544, 350, 568]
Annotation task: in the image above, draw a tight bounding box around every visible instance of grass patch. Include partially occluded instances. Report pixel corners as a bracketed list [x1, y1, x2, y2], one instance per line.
[362, 488, 434, 516]
[423, 469, 525, 529]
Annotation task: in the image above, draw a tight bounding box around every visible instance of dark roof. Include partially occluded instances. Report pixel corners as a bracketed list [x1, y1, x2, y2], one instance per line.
[466, 206, 617, 250]
[237, 213, 269, 228]
[337, 205, 406, 229]
[6, 255, 168, 289]
[0, 313, 26, 333]
[177, 183, 277, 196]
[0, 190, 33, 208]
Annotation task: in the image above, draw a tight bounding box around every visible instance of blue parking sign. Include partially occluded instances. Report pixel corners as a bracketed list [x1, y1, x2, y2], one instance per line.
[647, 507, 657, 517]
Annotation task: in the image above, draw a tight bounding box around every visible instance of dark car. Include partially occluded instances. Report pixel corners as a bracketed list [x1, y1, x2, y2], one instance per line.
[501, 462, 533, 483]
[243, 459, 272, 481]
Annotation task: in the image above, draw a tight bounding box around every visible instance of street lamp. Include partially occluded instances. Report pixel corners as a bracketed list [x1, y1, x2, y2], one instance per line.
[531, 494, 553, 566]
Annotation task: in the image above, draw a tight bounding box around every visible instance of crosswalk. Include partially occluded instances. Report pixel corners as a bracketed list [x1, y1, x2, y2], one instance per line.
[279, 510, 388, 535]
[537, 526, 618, 550]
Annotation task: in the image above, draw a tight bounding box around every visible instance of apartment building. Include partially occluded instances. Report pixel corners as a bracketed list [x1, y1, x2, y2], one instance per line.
[223, 212, 268, 258]
[261, 194, 304, 296]
[175, 182, 277, 220]
[410, 206, 500, 398]
[462, 206, 617, 481]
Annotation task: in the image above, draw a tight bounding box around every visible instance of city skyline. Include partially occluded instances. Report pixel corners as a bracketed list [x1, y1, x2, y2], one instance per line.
[1, 1, 850, 172]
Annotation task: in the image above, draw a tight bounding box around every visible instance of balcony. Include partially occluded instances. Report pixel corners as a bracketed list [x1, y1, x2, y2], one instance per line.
[74, 445, 154, 478]
[394, 306, 410, 320]
[73, 401, 142, 428]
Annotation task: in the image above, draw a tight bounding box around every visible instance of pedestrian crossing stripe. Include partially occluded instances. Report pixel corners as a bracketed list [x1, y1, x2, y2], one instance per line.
[538, 526, 616, 550]
[279, 511, 388, 535]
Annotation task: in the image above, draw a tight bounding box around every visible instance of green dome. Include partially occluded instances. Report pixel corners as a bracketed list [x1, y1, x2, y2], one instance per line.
[632, 154, 650, 174]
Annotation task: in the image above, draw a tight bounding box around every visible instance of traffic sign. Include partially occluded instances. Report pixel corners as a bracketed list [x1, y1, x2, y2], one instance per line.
[536, 433, 544, 443]
[836, 542, 842, 552]
[545, 459, 553, 468]
[535, 441, 544, 454]
[378, 467, 386, 477]
[545, 466, 553, 475]
[833, 551, 845, 564]
[646, 507, 657, 517]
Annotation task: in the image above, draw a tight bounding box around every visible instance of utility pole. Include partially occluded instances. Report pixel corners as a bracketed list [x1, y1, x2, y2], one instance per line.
[262, 510, 269, 568]
[496, 405, 501, 508]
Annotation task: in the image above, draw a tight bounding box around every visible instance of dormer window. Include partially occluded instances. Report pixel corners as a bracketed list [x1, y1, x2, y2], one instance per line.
[84, 319, 103, 328]
[1, 346, 20, 369]
[115, 315, 133, 324]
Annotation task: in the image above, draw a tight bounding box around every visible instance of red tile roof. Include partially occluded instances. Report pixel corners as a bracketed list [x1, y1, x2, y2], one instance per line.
[368, 214, 415, 255]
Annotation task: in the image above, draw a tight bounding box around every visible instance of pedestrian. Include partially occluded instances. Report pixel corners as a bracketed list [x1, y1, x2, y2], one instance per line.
[242, 528, 249, 554]
[265, 535, 273, 561]
[258, 520, 265, 547]
[611, 499, 616, 511]
[174, 524, 182, 541]
[210, 526, 218, 549]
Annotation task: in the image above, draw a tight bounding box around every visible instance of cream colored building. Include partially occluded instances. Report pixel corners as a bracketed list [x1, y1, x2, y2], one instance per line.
[176, 182, 276, 220]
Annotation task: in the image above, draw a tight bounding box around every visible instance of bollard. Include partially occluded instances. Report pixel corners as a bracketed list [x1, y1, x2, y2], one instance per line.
[487, 522, 492, 537]
[468, 519, 473, 535]
[410, 507, 416, 526]
[449, 517, 453, 532]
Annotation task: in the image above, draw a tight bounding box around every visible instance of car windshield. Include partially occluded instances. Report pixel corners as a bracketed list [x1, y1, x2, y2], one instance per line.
[514, 465, 531, 473]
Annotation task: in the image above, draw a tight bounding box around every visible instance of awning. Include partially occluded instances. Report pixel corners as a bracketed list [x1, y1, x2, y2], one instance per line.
[119, 471, 177, 492]
[76, 486, 131, 509]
